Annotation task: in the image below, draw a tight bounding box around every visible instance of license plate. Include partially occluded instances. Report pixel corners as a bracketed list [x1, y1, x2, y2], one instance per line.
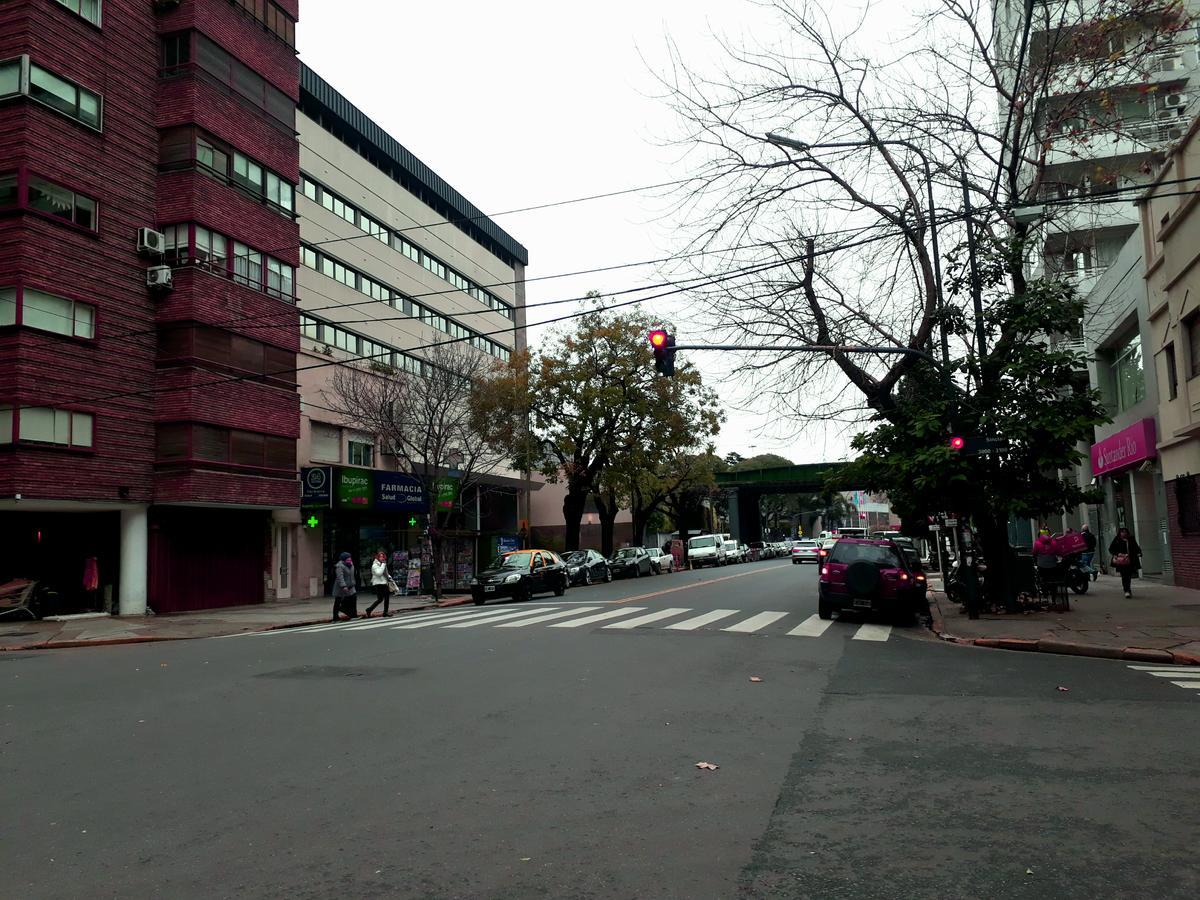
[484, 586, 496, 593]
[853, 599, 871, 609]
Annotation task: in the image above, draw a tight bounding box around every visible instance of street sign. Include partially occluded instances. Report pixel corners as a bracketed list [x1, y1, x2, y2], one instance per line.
[944, 518, 958, 527]
[929, 525, 941, 532]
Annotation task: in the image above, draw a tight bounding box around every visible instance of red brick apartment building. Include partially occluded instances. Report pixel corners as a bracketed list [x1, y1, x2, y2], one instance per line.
[0, 0, 301, 614]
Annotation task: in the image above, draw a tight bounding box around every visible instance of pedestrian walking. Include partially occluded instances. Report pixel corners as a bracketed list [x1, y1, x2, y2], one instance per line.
[1080, 524, 1098, 581]
[331, 551, 359, 621]
[364, 550, 393, 618]
[1108, 527, 1142, 598]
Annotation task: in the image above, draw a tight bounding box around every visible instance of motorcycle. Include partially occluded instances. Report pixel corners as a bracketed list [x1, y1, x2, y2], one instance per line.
[1062, 553, 1090, 595]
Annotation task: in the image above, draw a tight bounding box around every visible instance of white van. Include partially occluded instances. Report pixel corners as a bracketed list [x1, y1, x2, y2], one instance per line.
[687, 534, 727, 568]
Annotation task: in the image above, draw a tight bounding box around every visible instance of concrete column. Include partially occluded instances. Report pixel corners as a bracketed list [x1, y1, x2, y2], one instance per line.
[728, 492, 741, 543]
[119, 505, 149, 616]
[1128, 470, 1163, 576]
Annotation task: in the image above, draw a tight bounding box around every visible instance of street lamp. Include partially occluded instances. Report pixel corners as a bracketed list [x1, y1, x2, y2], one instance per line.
[765, 132, 949, 370]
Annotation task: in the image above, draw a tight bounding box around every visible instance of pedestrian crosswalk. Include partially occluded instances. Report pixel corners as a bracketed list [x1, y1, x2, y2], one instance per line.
[1127, 664, 1200, 696]
[231, 605, 898, 642]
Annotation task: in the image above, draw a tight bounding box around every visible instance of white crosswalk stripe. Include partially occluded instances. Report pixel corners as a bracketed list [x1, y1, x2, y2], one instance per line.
[603, 608, 693, 629]
[852, 624, 892, 642]
[225, 604, 904, 643]
[549, 607, 648, 628]
[1126, 665, 1200, 697]
[787, 614, 834, 637]
[663, 609, 740, 631]
[495, 607, 603, 628]
[723, 611, 789, 633]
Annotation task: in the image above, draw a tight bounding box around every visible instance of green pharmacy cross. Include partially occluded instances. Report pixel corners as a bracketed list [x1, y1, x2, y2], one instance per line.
[305, 514, 320, 529]
[408, 516, 418, 527]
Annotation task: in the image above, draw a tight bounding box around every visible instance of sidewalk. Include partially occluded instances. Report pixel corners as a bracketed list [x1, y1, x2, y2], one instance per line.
[929, 572, 1200, 665]
[0, 594, 472, 651]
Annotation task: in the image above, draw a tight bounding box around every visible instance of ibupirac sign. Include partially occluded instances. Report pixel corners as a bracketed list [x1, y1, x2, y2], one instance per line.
[1090, 418, 1157, 478]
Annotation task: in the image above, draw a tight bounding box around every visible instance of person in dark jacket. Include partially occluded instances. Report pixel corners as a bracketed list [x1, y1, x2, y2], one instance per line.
[1108, 527, 1142, 598]
[332, 551, 359, 621]
[1080, 524, 1098, 581]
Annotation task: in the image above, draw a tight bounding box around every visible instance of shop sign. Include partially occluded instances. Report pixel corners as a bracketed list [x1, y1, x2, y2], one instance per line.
[435, 475, 460, 510]
[495, 535, 520, 556]
[1090, 417, 1157, 478]
[336, 467, 373, 510]
[301, 466, 332, 508]
[373, 471, 425, 511]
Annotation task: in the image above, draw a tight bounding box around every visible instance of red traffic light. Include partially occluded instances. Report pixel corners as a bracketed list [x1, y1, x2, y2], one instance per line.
[949, 436, 965, 451]
[649, 329, 668, 348]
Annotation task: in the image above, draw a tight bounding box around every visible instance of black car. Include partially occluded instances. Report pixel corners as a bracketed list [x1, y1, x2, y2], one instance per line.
[608, 546, 654, 578]
[469, 549, 569, 605]
[563, 549, 612, 586]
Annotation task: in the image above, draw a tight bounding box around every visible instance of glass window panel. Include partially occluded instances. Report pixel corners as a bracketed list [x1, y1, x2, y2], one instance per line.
[28, 179, 75, 220]
[72, 412, 92, 447]
[0, 288, 15, 326]
[0, 406, 11, 444]
[22, 289, 74, 336]
[77, 90, 100, 127]
[301, 246, 317, 269]
[73, 302, 94, 339]
[80, 0, 100, 25]
[21, 407, 56, 442]
[0, 173, 17, 207]
[74, 194, 96, 230]
[30, 66, 78, 116]
[0, 61, 20, 98]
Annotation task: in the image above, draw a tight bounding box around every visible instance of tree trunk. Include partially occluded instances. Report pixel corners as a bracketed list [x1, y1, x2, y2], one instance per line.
[562, 485, 588, 551]
[975, 511, 1018, 613]
[594, 491, 618, 557]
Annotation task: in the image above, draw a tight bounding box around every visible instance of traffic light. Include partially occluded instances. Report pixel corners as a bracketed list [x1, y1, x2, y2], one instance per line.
[649, 329, 676, 376]
[949, 435, 965, 451]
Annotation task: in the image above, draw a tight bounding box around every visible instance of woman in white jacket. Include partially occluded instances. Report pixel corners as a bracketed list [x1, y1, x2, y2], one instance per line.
[364, 551, 393, 618]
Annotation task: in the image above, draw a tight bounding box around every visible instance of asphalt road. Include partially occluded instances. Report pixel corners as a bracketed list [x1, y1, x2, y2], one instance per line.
[3, 558, 1198, 899]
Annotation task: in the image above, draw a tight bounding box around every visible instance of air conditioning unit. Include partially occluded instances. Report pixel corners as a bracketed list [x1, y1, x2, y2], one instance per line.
[1159, 56, 1183, 73]
[1166, 125, 1185, 141]
[146, 265, 174, 291]
[137, 227, 165, 256]
[1165, 93, 1188, 109]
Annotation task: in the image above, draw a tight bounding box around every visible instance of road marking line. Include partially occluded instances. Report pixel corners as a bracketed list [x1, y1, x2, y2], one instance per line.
[852, 624, 892, 642]
[338, 611, 455, 630]
[549, 607, 649, 628]
[722, 611, 788, 633]
[443, 607, 565, 628]
[1128, 665, 1200, 672]
[495, 606, 603, 627]
[663, 609, 740, 631]
[1141, 671, 1200, 678]
[390, 608, 532, 629]
[603, 608, 692, 629]
[1169, 681, 1200, 689]
[787, 614, 834, 637]
[608, 564, 791, 605]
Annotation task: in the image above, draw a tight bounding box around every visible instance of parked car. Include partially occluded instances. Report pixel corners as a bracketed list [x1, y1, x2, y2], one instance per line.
[650, 551, 675, 574]
[722, 540, 743, 563]
[790, 539, 821, 564]
[817, 538, 927, 621]
[609, 546, 655, 578]
[687, 534, 727, 568]
[748, 541, 771, 559]
[563, 549, 611, 586]
[470, 549, 569, 605]
[770, 542, 788, 558]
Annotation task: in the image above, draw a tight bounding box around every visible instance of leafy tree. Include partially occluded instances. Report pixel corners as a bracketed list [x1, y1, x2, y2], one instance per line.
[474, 307, 720, 551]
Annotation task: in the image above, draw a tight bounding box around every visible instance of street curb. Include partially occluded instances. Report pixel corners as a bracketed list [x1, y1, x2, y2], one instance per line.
[0, 596, 474, 652]
[925, 591, 1200, 666]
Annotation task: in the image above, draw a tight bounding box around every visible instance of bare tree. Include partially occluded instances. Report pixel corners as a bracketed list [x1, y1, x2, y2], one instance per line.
[331, 342, 508, 598]
[657, 0, 1189, 416]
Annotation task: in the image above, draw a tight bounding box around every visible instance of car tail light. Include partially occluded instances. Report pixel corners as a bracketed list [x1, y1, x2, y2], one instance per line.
[900, 572, 909, 581]
[820, 566, 828, 575]
[916, 573, 926, 582]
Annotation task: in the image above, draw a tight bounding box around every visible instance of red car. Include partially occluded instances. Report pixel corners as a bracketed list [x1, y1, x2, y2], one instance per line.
[817, 538, 927, 621]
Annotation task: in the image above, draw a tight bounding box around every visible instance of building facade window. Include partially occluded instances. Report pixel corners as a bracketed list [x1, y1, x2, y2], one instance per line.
[155, 423, 294, 471]
[55, 0, 102, 24]
[26, 177, 97, 230]
[298, 174, 516, 320]
[230, 0, 297, 47]
[0, 287, 96, 339]
[0, 405, 93, 448]
[0, 57, 101, 129]
[299, 243, 513, 361]
[1188, 312, 1200, 379]
[163, 223, 293, 301]
[348, 439, 374, 467]
[1164, 342, 1178, 400]
[1112, 333, 1146, 413]
[160, 127, 294, 216]
[298, 313, 428, 376]
[0, 172, 16, 207]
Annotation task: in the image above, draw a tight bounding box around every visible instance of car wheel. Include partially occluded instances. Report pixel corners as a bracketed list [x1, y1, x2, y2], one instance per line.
[584, 568, 593, 586]
[633, 565, 640, 578]
[473, 595, 485, 606]
[517, 585, 532, 603]
[605, 567, 613, 583]
[818, 597, 832, 620]
[554, 576, 566, 597]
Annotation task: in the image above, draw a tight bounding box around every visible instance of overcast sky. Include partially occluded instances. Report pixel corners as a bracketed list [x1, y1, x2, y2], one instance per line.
[298, 1, 867, 464]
